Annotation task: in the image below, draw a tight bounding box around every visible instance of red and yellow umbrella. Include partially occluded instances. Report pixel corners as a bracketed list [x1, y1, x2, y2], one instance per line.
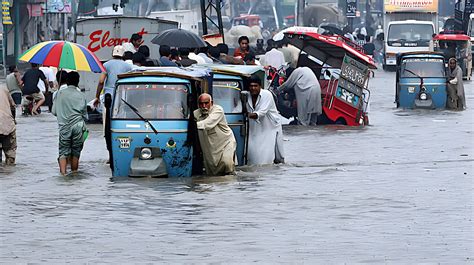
[19, 41, 105, 73]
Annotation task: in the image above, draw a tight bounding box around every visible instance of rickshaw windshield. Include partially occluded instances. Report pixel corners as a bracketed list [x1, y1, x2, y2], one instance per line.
[112, 83, 189, 119]
[212, 80, 243, 113]
[400, 58, 446, 78]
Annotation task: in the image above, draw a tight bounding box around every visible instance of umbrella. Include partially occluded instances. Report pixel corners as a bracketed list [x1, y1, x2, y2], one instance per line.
[151, 28, 206, 48]
[319, 23, 343, 36]
[19, 41, 105, 73]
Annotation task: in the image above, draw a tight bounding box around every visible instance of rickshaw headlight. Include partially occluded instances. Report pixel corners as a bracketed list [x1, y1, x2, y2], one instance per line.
[420, 93, 427, 100]
[140, 147, 153, 160]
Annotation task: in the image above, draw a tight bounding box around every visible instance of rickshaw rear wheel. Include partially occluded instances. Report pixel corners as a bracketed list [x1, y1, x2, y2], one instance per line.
[335, 118, 347, 125]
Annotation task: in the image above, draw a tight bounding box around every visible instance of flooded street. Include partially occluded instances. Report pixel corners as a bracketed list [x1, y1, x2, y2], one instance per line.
[1, 70, 473, 263]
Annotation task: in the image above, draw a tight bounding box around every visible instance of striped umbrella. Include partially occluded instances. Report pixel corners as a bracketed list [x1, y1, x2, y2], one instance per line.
[19, 41, 105, 73]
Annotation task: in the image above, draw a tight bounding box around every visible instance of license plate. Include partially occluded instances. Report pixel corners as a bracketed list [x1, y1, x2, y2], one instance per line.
[118, 137, 131, 149]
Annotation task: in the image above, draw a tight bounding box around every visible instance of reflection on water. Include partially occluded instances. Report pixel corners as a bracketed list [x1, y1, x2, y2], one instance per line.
[0, 70, 473, 263]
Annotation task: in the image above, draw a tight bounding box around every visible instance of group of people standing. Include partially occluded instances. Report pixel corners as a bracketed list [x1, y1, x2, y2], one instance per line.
[1, 67, 88, 174]
[4, 29, 466, 176]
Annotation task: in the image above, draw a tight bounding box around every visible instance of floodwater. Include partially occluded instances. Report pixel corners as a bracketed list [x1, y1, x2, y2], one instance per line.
[1, 70, 473, 263]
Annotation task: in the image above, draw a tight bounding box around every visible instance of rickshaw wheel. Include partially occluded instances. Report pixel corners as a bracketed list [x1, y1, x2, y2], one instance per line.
[335, 118, 347, 125]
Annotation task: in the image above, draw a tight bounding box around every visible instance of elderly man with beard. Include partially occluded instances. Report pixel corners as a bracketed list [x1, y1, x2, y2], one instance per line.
[193, 93, 236, 175]
[447, 57, 466, 110]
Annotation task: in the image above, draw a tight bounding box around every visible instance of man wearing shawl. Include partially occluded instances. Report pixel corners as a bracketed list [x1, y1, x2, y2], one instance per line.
[447, 58, 466, 110]
[277, 67, 322, 126]
[194, 93, 236, 175]
[246, 75, 285, 165]
[52, 72, 88, 175]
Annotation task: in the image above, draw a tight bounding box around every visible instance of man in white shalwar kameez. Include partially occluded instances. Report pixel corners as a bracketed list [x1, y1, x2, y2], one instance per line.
[194, 93, 236, 175]
[277, 67, 322, 126]
[246, 76, 285, 165]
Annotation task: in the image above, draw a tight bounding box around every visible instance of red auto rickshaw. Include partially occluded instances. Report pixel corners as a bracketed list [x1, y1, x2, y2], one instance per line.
[432, 32, 472, 80]
[282, 29, 377, 126]
[232, 15, 261, 28]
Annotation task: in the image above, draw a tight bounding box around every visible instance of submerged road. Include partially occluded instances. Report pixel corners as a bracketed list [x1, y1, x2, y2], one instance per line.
[0, 69, 473, 263]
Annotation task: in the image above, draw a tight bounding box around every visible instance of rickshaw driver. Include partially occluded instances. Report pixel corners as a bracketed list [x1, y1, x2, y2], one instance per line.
[194, 93, 237, 175]
[447, 58, 466, 110]
[276, 67, 322, 126]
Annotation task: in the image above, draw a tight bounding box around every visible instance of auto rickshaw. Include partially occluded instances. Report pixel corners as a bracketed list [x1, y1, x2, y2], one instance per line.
[395, 52, 447, 109]
[283, 29, 377, 126]
[195, 64, 265, 165]
[432, 32, 472, 80]
[105, 67, 212, 178]
[232, 14, 261, 27]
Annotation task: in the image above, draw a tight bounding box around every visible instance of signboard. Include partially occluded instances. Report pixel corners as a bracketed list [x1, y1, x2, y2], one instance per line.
[46, 0, 72, 13]
[2, 1, 12, 25]
[346, 0, 357, 17]
[27, 4, 43, 17]
[337, 55, 369, 106]
[384, 0, 438, 13]
[340, 55, 369, 89]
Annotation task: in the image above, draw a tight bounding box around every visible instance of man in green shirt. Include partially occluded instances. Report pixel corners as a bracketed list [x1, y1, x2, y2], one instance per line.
[52, 71, 88, 175]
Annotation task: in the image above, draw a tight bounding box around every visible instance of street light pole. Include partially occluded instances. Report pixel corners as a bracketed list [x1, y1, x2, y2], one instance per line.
[296, 0, 305, 26]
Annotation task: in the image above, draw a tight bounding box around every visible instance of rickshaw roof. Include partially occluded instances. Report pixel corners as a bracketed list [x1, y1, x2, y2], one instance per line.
[116, 76, 192, 84]
[433, 33, 470, 41]
[196, 64, 265, 77]
[118, 67, 211, 81]
[213, 74, 242, 81]
[284, 31, 377, 69]
[397, 52, 445, 65]
[399, 51, 445, 59]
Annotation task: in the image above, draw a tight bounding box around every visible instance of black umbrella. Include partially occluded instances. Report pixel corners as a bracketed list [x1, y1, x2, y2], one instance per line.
[151, 28, 207, 48]
[319, 23, 343, 36]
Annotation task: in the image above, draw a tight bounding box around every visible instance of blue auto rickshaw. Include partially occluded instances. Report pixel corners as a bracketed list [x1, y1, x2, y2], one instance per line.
[202, 65, 265, 165]
[396, 52, 447, 109]
[104, 67, 212, 177]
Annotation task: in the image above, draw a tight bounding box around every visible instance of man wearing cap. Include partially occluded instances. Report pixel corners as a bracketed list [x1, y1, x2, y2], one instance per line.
[93, 45, 132, 118]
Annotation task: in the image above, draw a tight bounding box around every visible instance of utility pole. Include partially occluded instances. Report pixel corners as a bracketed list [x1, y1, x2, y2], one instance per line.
[296, 0, 305, 26]
[200, 0, 224, 41]
[13, 0, 19, 64]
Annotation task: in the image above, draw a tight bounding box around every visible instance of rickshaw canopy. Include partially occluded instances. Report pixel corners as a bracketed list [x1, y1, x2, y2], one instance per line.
[396, 51, 446, 65]
[118, 66, 211, 81]
[284, 30, 377, 69]
[433, 33, 471, 41]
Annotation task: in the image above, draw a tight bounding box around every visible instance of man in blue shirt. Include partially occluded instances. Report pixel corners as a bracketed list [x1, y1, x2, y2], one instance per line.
[93, 45, 132, 134]
[93, 45, 132, 112]
[159, 45, 178, 66]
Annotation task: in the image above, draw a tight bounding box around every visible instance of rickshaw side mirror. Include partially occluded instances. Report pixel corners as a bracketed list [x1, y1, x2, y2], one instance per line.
[104, 93, 112, 108]
[187, 93, 195, 109]
[324, 70, 332, 79]
[240, 91, 250, 104]
[369, 70, 375, 78]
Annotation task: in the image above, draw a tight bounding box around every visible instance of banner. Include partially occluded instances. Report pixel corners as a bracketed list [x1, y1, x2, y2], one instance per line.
[46, 0, 72, 13]
[346, 0, 357, 18]
[384, 0, 438, 13]
[2, 1, 12, 25]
